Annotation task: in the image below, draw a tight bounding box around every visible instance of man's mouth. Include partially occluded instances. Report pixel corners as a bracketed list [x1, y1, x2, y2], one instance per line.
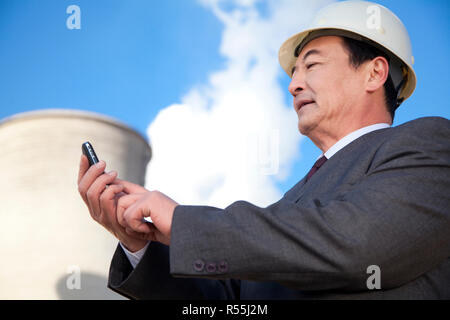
[296, 100, 315, 112]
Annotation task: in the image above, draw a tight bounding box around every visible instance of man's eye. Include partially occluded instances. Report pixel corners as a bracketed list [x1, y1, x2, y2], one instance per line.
[306, 63, 317, 69]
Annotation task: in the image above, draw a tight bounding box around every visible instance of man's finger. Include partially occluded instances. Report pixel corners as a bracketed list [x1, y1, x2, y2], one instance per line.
[117, 193, 143, 228]
[86, 171, 118, 219]
[123, 201, 152, 233]
[113, 178, 147, 194]
[97, 184, 125, 226]
[78, 154, 90, 185]
[78, 160, 107, 203]
[100, 184, 123, 209]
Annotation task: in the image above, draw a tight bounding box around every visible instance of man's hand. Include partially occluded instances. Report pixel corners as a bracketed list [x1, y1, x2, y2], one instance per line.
[116, 181, 179, 246]
[77, 154, 149, 252]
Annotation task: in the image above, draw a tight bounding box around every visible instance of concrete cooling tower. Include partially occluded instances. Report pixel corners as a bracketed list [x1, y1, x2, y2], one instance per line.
[0, 109, 152, 299]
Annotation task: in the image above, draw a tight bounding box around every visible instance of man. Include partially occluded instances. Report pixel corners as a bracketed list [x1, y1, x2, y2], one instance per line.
[78, 1, 450, 299]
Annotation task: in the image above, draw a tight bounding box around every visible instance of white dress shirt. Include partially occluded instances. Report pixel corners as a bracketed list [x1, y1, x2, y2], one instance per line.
[323, 123, 390, 159]
[121, 123, 391, 268]
[120, 241, 150, 268]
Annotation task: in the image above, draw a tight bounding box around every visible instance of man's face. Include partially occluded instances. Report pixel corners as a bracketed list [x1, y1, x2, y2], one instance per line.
[288, 36, 367, 139]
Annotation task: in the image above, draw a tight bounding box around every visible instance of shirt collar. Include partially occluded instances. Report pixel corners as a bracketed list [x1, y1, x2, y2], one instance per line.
[319, 123, 391, 160]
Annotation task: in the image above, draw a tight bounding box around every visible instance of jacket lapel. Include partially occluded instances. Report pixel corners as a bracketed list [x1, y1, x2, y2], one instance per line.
[287, 127, 390, 204]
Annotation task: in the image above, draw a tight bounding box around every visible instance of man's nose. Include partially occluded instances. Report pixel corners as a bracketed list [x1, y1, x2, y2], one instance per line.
[288, 73, 304, 97]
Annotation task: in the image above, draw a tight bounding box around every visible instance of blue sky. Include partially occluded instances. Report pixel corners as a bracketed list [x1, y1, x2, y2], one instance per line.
[0, 0, 224, 135]
[0, 0, 449, 202]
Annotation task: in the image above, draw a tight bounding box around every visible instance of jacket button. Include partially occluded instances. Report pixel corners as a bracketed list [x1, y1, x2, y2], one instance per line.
[193, 259, 205, 272]
[206, 262, 217, 273]
[218, 260, 228, 273]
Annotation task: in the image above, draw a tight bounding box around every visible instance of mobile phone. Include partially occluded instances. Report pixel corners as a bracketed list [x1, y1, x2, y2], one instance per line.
[82, 141, 100, 166]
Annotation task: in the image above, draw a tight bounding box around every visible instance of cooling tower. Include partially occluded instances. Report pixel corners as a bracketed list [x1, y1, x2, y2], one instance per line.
[0, 109, 152, 299]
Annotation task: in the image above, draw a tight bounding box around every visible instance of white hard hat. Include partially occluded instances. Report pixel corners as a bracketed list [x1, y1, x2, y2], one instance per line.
[279, 0, 416, 105]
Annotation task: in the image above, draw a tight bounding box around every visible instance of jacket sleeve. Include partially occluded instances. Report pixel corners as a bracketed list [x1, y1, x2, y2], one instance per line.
[108, 241, 240, 299]
[169, 117, 450, 291]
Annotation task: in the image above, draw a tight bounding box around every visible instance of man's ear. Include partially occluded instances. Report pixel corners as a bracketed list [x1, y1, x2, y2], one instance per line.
[366, 56, 389, 93]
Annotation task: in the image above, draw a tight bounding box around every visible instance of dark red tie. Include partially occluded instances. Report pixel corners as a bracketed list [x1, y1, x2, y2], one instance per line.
[306, 156, 327, 181]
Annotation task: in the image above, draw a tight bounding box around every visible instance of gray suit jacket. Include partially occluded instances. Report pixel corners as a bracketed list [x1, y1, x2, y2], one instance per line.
[108, 117, 450, 299]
